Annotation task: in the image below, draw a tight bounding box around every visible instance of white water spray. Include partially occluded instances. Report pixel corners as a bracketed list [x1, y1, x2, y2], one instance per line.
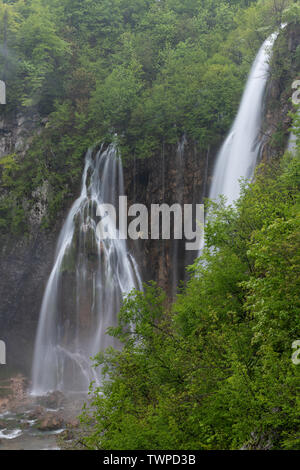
[32, 144, 142, 395]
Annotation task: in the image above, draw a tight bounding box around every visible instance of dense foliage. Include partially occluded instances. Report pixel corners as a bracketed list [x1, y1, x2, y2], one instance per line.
[79, 146, 300, 450]
[1, 0, 299, 233]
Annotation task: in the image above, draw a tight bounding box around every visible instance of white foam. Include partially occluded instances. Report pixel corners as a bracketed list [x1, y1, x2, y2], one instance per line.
[0, 428, 23, 440]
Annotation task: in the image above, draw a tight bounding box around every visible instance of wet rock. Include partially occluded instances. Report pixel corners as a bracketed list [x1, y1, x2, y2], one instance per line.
[0, 398, 10, 413]
[27, 405, 45, 420]
[30, 181, 50, 228]
[36, 412, 65, 431]
[124, 139, 211, 298]
[10, 375, 28, 402]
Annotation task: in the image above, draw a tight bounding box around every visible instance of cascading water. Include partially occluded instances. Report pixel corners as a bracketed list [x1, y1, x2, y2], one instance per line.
[209, 31, 280, 206]
[32, 144, 142, 395]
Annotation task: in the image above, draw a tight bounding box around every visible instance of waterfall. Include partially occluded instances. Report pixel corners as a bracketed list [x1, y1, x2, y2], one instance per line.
[209, 32, 280, 206]
[32, 144, 142, 395]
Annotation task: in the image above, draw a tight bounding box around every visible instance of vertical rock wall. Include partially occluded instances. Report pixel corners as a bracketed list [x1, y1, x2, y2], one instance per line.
[124, 140, 217, 297]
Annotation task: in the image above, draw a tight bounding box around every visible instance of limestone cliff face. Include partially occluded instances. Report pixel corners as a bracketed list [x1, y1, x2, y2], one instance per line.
[0, 114, 64, 374]
[0, 113, 41, 160]
[261, 23, 300, 161]
[0, 227, 61, 374]
[124, 140, 216, 297]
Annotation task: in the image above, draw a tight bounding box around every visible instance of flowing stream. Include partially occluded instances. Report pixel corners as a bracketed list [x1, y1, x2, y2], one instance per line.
[31, 144, 142, 395]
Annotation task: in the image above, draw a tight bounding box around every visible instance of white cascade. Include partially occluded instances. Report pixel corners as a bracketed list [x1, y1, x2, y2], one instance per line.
[209, 32, 280, 206]
[32, 144, 142, 395]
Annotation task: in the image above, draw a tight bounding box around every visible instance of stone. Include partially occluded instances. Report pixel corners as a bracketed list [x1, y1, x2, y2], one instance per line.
[27, 405, 45, 420]
[36, 412, 65, 431]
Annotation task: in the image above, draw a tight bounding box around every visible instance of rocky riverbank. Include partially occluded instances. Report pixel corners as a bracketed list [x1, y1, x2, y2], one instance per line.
[0, 375, 84, 450]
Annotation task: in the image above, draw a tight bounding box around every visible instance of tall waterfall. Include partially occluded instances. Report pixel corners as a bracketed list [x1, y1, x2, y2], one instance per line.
[32, 144, 142, 395]
[209, 32, 279, 206]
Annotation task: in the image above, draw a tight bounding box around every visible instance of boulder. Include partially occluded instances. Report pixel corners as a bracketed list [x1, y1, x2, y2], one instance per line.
[36, 412, 65, 431]
[27, 405, 45, 420]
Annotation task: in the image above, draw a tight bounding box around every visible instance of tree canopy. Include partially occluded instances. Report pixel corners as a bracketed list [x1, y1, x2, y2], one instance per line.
[79, 149, 300, 450]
